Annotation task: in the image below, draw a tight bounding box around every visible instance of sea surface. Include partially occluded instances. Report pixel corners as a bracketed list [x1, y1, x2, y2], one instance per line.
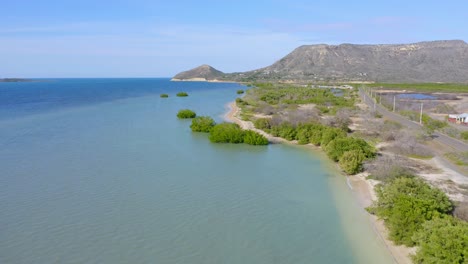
[0, 79, 392, 263]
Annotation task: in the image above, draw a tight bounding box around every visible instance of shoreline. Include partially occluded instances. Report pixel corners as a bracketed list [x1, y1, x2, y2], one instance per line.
[224, 100, 413, 264]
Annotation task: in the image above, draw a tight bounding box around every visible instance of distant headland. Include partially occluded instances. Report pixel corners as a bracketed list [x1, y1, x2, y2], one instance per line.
[0, 78, 33, 82]
[172, 40, 468, 83]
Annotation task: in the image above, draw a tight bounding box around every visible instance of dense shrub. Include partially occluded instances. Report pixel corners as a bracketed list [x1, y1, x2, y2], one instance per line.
[461, 131, 468, 140]
[254, 118, 271, 130]
[422, 114, 447, 132]
[176, 92, 188, 97]
[209, 123, 245, 143]
[177, 109, 196, 119]
[412, 216, 468, 263]
[269, 123, 297, 140]
[160, 94, 169, 98]
[339, 150, 366, 174]
[295, 123, 325, 145]
[367, 177, 453, 246]
[237, 89, 245, 94]
[325, 137, 374, 162]
[243, 130, 268, 145]
[320, 127, 347, 147]
[190, 116, 216, 132]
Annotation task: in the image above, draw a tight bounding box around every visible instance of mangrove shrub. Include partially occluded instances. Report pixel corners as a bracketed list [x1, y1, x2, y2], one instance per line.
[412, 216, 468, 263]
[160, 94, 169, 98]
[190, 116, 216, 132]
[243, 130, 268, 145]
[367, 177, 453, 246]
[209, 123, 245, 143]
[176, 92, 189, 97]
[177, 109, 196, 119]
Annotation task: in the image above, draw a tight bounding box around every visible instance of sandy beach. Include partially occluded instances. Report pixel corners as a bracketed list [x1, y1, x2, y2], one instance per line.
[224, 101, 413, 264]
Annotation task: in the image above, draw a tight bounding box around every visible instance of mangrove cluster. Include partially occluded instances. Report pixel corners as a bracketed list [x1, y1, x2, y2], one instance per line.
[368, 176, 468, 263]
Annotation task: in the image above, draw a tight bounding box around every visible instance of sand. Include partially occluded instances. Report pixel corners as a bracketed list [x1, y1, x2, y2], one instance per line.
[224, 101, 414, 264]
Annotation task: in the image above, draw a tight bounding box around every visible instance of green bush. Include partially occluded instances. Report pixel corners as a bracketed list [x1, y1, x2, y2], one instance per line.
[177, 109, 196, 119]
[422, 114, 447, 132]
[461, 131, 468, 140]
[243, 130, 268, 145]
[269, 123, 297, 140]
[412, 216, 468, 263]
[325, 137, 374, 162]
[237, 89, 245, 94]
[160, 94, 169, 98]
[339, 150, 366, 174]
[254, 118, 271, 130]
[190, 116, 216, 132]
[320, 127, 346, 147]
[209, 123, 245, 143]
[176, 92, 188, 97]
[367, 177, 453, 246]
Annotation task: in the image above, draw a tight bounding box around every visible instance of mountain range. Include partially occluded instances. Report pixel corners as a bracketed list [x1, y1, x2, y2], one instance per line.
[172, 40, 468, 83]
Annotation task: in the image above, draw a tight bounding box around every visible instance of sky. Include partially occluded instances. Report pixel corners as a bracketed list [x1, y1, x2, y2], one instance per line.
[1, 1, 467, 77]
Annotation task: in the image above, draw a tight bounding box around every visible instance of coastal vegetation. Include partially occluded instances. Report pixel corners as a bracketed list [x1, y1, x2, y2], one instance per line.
[177, 109, 196, 119]
[190, 116, 216, 132]
[208, 123, 268, 145]
[176, 92, 189, 97]
[238, 83, 371, 174]
[160, 93, 169, 98]
[368, 176, 468, 263]
[237, 89, 245, 94]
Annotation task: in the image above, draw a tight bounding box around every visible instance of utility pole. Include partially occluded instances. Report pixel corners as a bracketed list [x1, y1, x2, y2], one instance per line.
[393, 96, 396, 112]
[419, 103, 423, 125]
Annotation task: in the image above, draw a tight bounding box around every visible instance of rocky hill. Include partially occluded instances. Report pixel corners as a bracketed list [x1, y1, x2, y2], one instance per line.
[172, 64, 225, 81]
[173, 40, 468, 83]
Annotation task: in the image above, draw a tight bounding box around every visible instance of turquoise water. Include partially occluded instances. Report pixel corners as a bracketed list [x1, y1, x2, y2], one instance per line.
[0, 79, 392, 263]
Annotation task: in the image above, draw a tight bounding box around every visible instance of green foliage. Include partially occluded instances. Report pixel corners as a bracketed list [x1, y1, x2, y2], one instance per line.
[176, 92, 189, 97]
[237, 89, 245, 94]
[250, 83, 354, 109]
[339, 150, 366, 174]
[160, 93, 169, 98]
[243, 130, 269, 145]
[422, 114, 447, 132]
[461, 131, 468, 140]
[325, 137, 375, 162]
[269, 123, 297, 140]
[177, 109, 196, 119]
[368, 177, 453, 246]
[320, 127, 347, 147]
[412, 216, 468, 264]
[295, 123, 326, 145]
[254, 118, 271, 130]
[190, 116, 216, 132]
[209, 123, 245, 143]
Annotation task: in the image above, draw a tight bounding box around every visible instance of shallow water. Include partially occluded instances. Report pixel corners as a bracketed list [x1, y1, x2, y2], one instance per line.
[397, 93, 436, 100]
[0, 79, 392, 263]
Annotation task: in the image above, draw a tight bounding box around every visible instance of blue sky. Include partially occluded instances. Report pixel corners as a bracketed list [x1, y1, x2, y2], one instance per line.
[1, 0, 467, 77]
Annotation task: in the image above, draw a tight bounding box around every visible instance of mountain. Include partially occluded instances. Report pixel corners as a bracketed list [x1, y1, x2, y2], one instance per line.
[172, 64, 225, 81]
[173, 40, 468, 83]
